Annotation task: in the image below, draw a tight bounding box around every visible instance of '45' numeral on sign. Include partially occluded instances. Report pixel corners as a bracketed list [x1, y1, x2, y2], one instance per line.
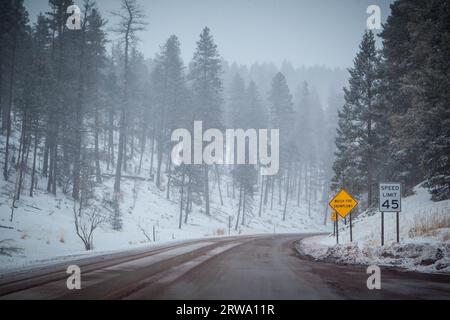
[381, 199, 399, 210]
[66, 5, 81, 30]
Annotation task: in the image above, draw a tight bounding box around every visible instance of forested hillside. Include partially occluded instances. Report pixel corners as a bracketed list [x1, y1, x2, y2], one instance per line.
[332, 0, 450, 209]
[0, 0, 345, 264]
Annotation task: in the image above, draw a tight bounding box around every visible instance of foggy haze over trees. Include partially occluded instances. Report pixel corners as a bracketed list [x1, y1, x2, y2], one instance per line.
[0, 0, 448, 252]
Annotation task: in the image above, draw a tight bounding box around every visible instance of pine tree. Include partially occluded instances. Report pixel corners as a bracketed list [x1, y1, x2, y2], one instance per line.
[268, 72, 294, 168]
[110, 0, 146, 230]
[25, 14, 53, 198]
[84, 7, 107, 184]
[227, 73, 246, 128]
[332, 30, 381, 208]
[189, 27, 223, 216]
[1, 0, 28, 181]
[72, 0, 95, 200]
[151, 35, 187, 190]
[377, 0, 424, 192]
[111, 0, 146, 194]
[268, 72, 294, 217]
[245, 81, 267, 130]
[380, 0, 450, 200]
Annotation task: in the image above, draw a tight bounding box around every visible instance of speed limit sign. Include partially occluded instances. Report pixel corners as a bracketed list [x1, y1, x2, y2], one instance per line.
[379, 183, 401, 212]
[379, 182, 402, 245]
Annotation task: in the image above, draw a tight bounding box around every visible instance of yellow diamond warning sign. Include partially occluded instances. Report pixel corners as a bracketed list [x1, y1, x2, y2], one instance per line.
[330, 211, 338, 222]
[329, 189, 358, 219]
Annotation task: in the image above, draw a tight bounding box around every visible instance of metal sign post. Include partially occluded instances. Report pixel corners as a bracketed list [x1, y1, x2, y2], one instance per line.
[396, 212, 400, 243]
[379, 183, 402, 245]
[336, 218, 339, 244]
[349, 212, 353, 242]
[329, 189, 358, 244]
[331, 211, 337, 241]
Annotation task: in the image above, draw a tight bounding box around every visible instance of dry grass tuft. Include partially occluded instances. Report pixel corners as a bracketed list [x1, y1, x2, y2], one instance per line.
[411, 209, 450, 237]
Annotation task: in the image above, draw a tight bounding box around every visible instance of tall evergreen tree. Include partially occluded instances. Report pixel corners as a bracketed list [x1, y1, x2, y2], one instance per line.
[332, 31, 381, 208]
[110, 0, 146, 230]
[1, 0, 28, 181]
[151, 35, 187, 189]
[189, 27, 223, 216]
[111, 0, 146, 194]
[380, 0, 450, 200]
[268, 72, 294, 167]
[268, 72, 294, 218]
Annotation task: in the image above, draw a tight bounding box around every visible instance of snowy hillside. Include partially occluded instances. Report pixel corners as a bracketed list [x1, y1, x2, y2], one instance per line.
[298, 184, 450, 273]
[0, 130, 328, 272]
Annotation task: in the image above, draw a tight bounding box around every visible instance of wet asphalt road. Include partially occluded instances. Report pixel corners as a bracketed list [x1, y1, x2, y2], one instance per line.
[1, 234, 449, 300]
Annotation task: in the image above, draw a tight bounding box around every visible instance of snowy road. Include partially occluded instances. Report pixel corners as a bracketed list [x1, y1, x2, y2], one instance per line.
[0, 234, 449, 300]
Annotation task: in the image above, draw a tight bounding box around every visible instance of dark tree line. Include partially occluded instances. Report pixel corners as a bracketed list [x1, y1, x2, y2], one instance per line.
[333, 0, 450, 207]
[1, 0, 339, 234]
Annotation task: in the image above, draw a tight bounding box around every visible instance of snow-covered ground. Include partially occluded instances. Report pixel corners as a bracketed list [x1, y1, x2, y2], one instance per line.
[0, 131, 328, 272]
[297, 184, 450, 273]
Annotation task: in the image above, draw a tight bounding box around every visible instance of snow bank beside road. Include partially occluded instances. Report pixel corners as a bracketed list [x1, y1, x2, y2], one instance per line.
[297, 184, 450, 274]
[296, 235, 450, 273]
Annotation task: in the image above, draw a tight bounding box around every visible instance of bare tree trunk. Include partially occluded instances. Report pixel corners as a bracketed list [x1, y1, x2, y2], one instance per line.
[114, 19, 132, 195]
[72, 8, 89, 200]
[165, 150, 171, 174]
[235, 184, 242, 231]
[204, 165, 210, 216]
[278, 174, 282, 205]
[3, 25, 18, 181]
[47, 145, 53, 192]
[291, 168, 297, 200]
[312, 168, 317, 202]
[123, 129, 128, 172]
[215, 164, 223, 206]
[184, 172, 192, 223]
[270, 175, 274, 210]
[130, 131, 134, 162]
[138, 125, 146, 174]
[304, 165, 309, 201]
[258, 175, 264, 217]
[166, 159, 172, 200]
[264, 175, 270, 205]
[108, 104, 114, 170]
[297, 164, 302, 206]
[42, 137, 49, 176]
[149, 131, 155, 178]
[241, 188, 246, 226]
[367, 115, 373, 208]
[308, 168, 312, 217]
[17, 116, 30, 201]
[10, 173, 20, 222]
[178, 170, 185, 229]
[115, 107, 125, 193]
[94, 102, 102, 183]
[156, 141, 163, 188]
[51, 128, 58, 195]
[232, 170, 235, 199]
[30, 127, 38, 197]
[16, 117, 25, 170]
[283, 166, 290, 221]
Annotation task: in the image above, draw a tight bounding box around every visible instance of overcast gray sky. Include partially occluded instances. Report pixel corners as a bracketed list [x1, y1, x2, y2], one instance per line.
[24, 0, 393, 68]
